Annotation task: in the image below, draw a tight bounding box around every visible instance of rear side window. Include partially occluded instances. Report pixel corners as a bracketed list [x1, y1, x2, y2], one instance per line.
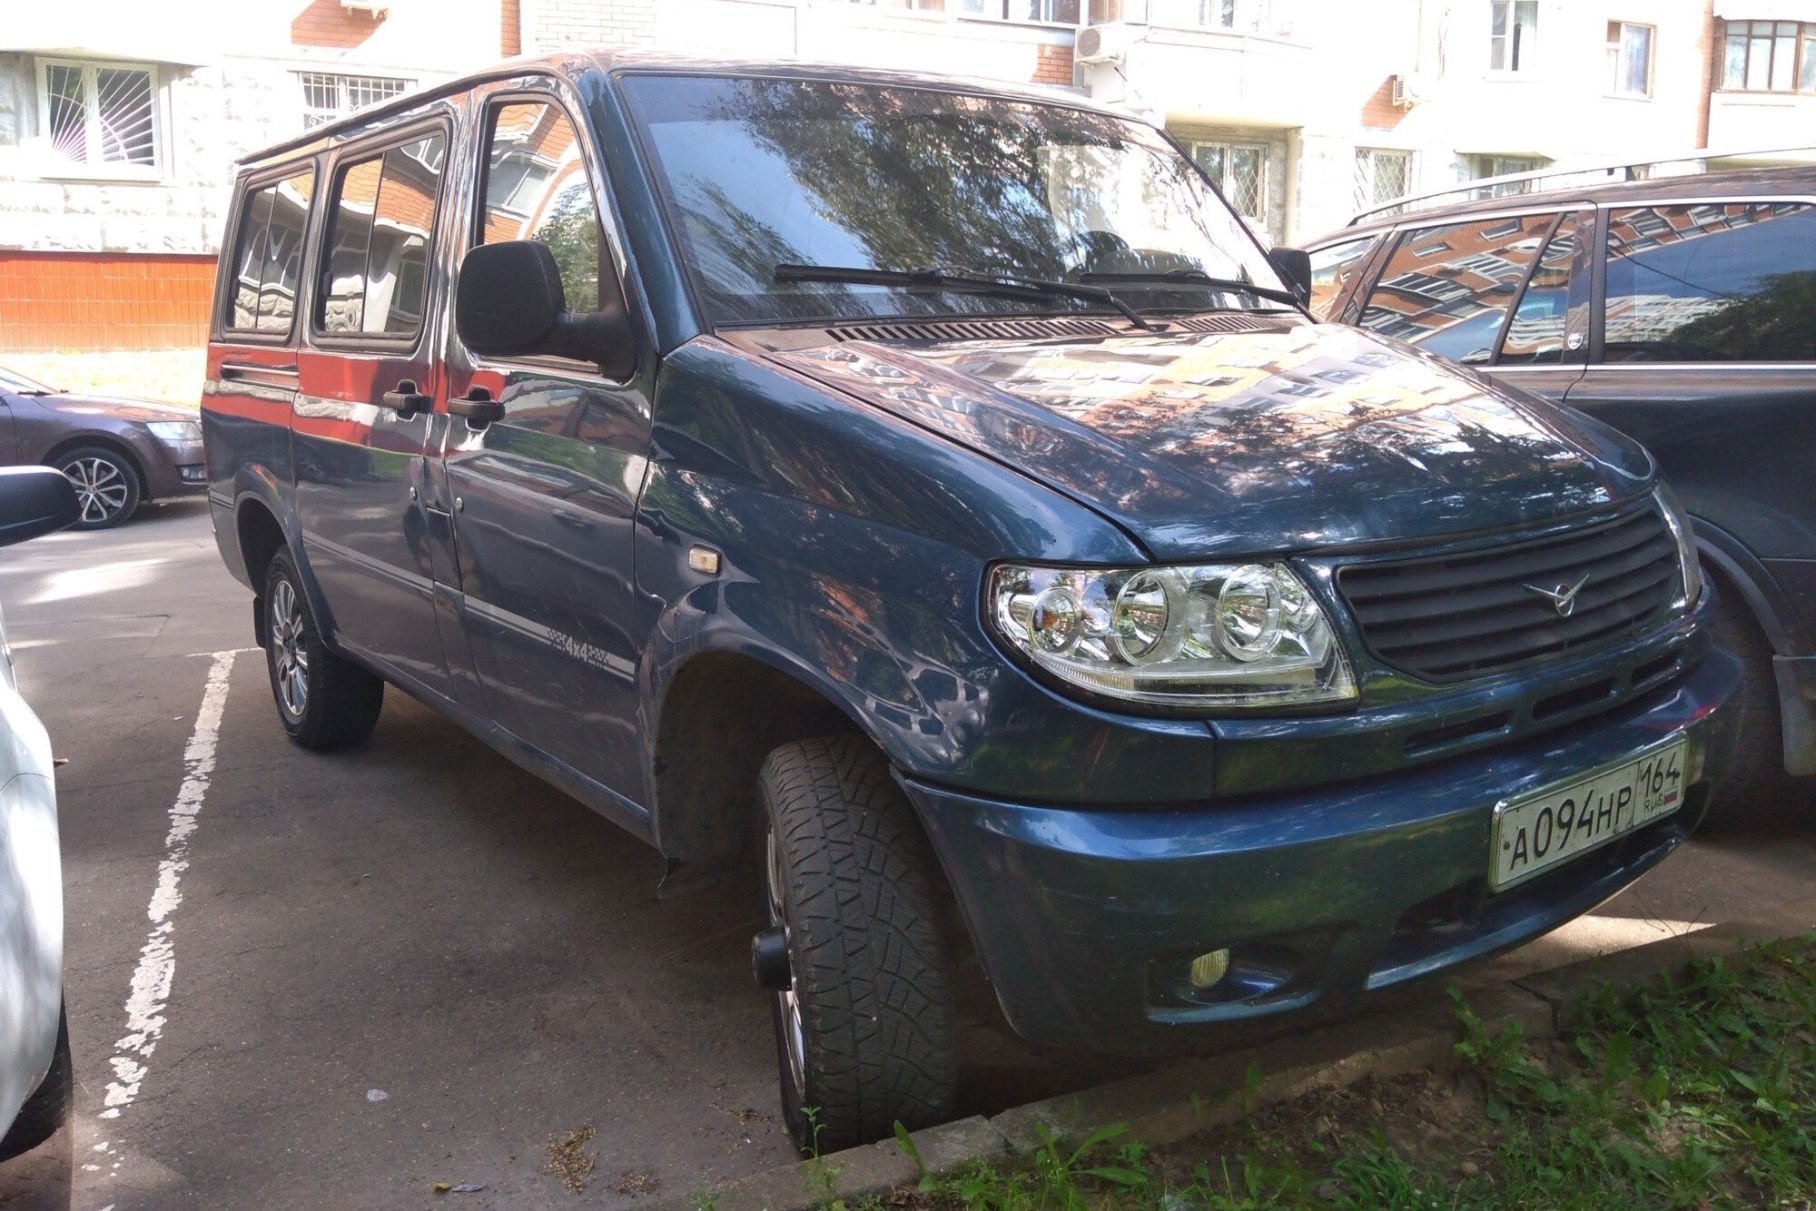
[317, 133, 447, 338]
[478, 101, 603, 314]
[1603, 202, 1816, 363]
[1306, 235, 1378, 321]
[1358, 212, 1556, 364]
[225, 168, 316, 336]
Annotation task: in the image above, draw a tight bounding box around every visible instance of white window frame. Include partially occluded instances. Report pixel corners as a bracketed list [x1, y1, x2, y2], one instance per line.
[1189, 139, 1270, 229]
[1488, 0, 1538, 74]
[1150, 0, 1270, 32]
[1607, 20, 1655, 98]
[34, 57, 162, 181]
[1355, 148, 1413, 212]
[950, 0, 1084, 27]
[298, 71, 414, 130]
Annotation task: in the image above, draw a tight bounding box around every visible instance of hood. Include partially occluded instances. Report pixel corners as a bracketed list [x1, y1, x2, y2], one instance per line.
[767, 320, 1654, 560]
[36, 393, 194, 424]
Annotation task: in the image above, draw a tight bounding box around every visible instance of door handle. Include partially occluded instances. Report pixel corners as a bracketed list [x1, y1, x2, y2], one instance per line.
[382, 379, 431, 418]
[448, 387, 505, 427]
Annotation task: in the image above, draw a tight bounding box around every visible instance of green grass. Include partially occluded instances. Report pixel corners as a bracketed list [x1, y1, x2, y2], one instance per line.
[886, 936, 1815, 1210]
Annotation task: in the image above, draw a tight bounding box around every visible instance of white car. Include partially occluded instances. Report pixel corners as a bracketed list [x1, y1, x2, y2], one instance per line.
[0, 467, 78, 1161]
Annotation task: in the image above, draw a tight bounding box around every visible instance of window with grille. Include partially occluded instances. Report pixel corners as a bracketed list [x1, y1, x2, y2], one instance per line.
[1355, 149, 1411, 211]
[37, 59, 159, 176]
[299, 72, 413, 129]
[1489, 0, 1538, 71]
[1190, 140, 1267, 227]
[1468, 153, 1546, 197]
[1607, 21, 1654, 96]
[1719, 20, 1816, 93]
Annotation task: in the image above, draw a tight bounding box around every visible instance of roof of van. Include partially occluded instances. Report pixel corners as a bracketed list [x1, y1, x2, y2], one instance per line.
[236, 51, 1135, 169]
[1314, 166, 1816, 246]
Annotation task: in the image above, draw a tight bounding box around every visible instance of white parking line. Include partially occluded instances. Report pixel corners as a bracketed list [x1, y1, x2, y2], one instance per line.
[98, 649, 237, 1122]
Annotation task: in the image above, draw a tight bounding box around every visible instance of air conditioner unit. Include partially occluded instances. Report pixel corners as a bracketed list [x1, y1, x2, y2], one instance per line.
[1076, 23, 1137, 65]
[1391, 73, 1433, 108]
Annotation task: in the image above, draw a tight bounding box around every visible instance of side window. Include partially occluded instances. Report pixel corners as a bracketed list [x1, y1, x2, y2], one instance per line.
[1603, 202, 1816, 363]
[1357, 212, 1555, 364]
[1499, 210, 1586, 365]
[317, 132, 446, 337]
[225, 168, 316, 335]
[1306, 235, 1378, 322]
[479, 101, 606, 314]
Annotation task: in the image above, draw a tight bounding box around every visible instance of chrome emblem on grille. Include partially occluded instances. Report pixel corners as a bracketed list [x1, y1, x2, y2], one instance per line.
[1526, 572, 1591, 618]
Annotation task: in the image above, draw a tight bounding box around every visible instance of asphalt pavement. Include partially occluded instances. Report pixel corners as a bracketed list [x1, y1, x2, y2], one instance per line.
[0, 501, 1810, 1210]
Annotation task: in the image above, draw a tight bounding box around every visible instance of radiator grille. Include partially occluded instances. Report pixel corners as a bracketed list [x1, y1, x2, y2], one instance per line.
[1337, 507, 1680, 682]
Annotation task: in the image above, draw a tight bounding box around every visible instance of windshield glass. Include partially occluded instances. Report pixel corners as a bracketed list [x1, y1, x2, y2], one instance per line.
[620, 73, 1284, 325]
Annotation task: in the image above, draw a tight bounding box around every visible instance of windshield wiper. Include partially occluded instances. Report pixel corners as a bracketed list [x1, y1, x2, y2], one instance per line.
[1077, 269, 1301, 308]
[774, 263, 1161, 331]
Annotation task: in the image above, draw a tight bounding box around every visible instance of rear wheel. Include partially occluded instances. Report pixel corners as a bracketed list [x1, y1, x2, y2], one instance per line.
[758, 736, 958, 1153]
[264, 550, 384, 750]
[53, 446, 141, 529]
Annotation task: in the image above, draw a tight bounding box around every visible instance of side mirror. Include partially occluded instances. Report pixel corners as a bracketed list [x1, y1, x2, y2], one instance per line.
[455, 240, 626, 372]
[0, 466, 79, 549]
[1267, 246, 1313, 307]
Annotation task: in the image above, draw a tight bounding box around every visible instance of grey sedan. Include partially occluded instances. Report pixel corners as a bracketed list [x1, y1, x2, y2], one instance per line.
[0, 365, 205, 528]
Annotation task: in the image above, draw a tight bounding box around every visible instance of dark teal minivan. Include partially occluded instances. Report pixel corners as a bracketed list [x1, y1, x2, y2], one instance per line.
[202, 54, 1738, 1150]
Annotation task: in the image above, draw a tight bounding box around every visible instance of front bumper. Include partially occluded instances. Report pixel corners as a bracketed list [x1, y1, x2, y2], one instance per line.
[902, 646, 1741, 1052]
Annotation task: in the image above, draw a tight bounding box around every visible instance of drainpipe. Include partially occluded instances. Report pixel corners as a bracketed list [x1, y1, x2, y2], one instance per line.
[1283, 126, 1301, 246]
[1697, 0, 1715, 152]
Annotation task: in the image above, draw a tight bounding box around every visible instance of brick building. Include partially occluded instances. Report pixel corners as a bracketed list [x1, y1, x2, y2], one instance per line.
[2, 0, 1812, 354]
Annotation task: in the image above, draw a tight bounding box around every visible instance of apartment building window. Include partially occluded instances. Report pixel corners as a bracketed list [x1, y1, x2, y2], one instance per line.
[1149, 0, 1269, 31]
[842, 0, 947, 9]
[1190, 140, 1267, 227]
[299, 72, 413, 129]
[1720, 20, 1816, 92]
[36, 59, 160, 177]
[1355, 148, 1412, 210]
[1468, 153, 1544, 196]
[1606, 21, 1654, 96]
[954, 0, 1083, 24]
[1489, 0, 1537, 72]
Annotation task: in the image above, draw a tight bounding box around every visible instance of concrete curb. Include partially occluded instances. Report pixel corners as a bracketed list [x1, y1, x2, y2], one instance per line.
[657, 895, 1816, 1211]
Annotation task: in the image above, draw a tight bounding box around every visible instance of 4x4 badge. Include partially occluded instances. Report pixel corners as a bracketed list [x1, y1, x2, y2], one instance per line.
[1526, 572, 1591, 617]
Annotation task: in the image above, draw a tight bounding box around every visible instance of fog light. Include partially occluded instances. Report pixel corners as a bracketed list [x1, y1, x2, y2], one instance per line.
[1188, 948, 1231, 989]
[178, 465, 207, 483]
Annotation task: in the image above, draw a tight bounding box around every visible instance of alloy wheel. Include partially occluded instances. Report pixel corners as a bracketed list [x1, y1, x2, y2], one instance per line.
[270, 579, 309, 718]
[765, 825, 807, 1100]
[63, 456, 130, 524]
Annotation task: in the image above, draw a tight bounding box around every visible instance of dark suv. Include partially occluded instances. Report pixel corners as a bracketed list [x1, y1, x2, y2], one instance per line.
[1306, 170, 1813, 805]
[202, 55, 1737, 1150]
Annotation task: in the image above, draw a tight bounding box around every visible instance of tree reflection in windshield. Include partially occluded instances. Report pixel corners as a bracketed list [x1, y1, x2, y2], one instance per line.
[621, 74, 1278, 324]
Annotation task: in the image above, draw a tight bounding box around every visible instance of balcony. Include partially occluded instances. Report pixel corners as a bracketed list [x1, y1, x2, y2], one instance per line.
[1082, 21, 1313, 127]
[1707, 89, 1816, 153]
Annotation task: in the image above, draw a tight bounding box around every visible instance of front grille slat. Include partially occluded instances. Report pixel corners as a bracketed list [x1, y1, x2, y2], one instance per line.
[1338, 505, 1680, 682]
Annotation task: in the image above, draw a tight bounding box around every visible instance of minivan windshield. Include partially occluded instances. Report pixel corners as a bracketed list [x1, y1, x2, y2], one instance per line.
[620, 73, 1285, 326]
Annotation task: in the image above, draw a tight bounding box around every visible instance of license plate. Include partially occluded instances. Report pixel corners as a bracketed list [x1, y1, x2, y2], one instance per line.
[1491, 734, 1689, 890]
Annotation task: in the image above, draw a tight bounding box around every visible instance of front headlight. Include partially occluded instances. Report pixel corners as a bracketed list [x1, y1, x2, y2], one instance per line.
[146, 420, 202, 443]
[987, 562, 1357, 710]
[1654, 484, 1703, 612]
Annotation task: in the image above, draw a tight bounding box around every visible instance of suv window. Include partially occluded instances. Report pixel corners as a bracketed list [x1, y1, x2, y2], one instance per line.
[1306, 235, 1377, 321]
[225, 168, 316, 336]
[479, 101, 603, 314]
[317, 133, 447, 338]
[1498, 210, 1585, 365]
[1603, 202, 1816, 363]
[1357, 212, 1555, 364]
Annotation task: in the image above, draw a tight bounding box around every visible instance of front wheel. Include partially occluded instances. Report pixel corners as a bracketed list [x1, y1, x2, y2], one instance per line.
[264, 550, 384, 750]
[54, 446, 142, 529]
[758, 736, 958, 1154]
[1704, 576, 1792, 820]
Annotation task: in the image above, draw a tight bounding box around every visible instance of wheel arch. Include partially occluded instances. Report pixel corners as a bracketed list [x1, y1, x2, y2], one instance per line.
[649, 648, 863, 885]
[43, 434, 147, 491]
[1693, 518, 1804, 656]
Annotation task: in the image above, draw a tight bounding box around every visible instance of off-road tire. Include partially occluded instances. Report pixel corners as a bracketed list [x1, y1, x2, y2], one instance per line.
[264, 550, 384, 750]
[759, 735, 958, 1153]
[0, 1005, 70, 1162]
[1705, 573, 1792, 821]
